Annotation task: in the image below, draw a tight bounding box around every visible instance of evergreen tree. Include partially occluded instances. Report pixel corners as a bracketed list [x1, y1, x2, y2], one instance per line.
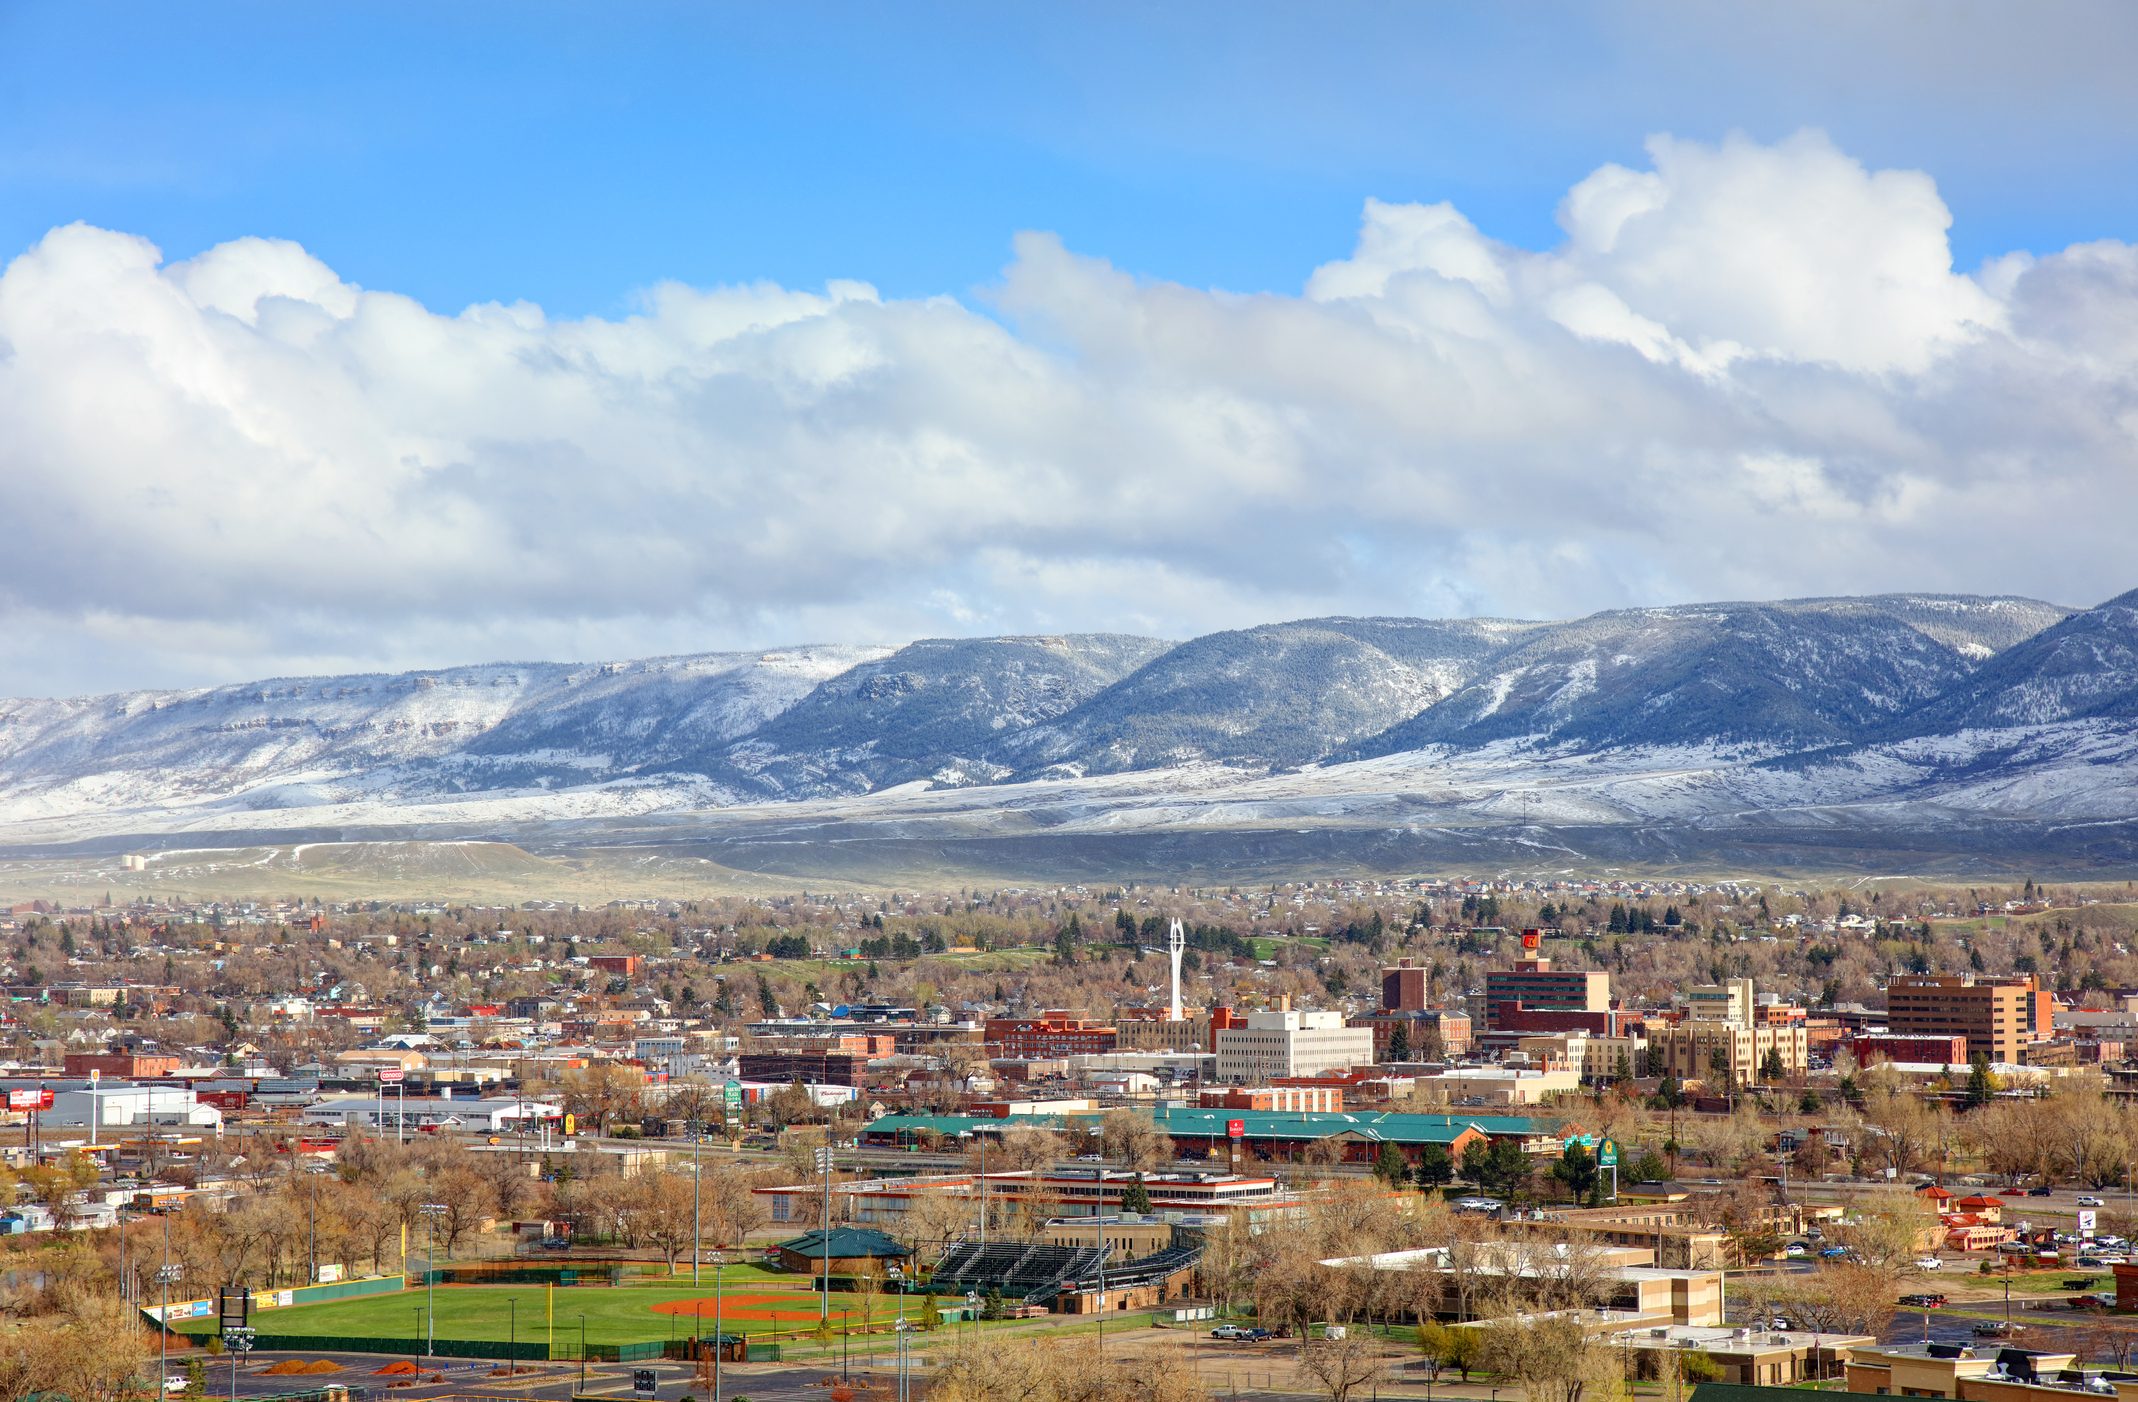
[1415, 1143, 1455, 1188]
[1552, 1142, 1602, 1206]
[1120, 1173, 1152, 1214]
[1373, 1142, 1411, 1186]
[1386, 1021, 1413, 1061]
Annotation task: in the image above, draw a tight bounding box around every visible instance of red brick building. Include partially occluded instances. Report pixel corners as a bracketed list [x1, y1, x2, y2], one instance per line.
[984, 1013, 1118, 1058]
[63, 1052, 180, 1079]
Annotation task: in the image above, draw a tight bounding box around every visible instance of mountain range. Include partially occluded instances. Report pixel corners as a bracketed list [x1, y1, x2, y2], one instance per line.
[5, 588, 2137, 877]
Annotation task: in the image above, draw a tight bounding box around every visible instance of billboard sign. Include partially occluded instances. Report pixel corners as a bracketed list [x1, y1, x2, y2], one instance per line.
[6, 1089, 53, 1111]
[1597, 1137, 1619, 1169]
[723, 1080, 744, 1109]
[2079, 1209, 2098, 1238]
[1226, 1119, 1245, 1140]
[376, 1067, 404, 1084]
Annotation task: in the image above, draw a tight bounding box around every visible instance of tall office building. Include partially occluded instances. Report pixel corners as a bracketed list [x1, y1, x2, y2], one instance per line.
[1481, 930, 1611, 1031]
[1884, 975, 2052, 1063]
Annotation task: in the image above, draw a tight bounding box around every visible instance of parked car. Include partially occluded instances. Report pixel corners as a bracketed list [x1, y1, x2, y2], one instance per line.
[1974, 1321, 2017, 1337]
[1241, 1328, 1276, 1342]
[1211, 1325, 1250, 1340]
[1900, 1293, 1949, 1309]
[1784, 1243, 1809, 1258]
[1915, 1257, 1945, 1271]
[536, 1237, 572, 1251]
[164, 1379, 188, 1395]
[2078, 1195, 2105, 1207]
[1820, 1246, 1851, 1259]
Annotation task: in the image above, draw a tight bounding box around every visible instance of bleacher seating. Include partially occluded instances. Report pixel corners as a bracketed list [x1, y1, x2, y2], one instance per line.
[924, 1238, 1204, 1305]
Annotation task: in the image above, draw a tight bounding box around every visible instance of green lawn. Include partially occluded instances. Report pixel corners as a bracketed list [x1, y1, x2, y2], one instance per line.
[167, 1269, 942, 1350]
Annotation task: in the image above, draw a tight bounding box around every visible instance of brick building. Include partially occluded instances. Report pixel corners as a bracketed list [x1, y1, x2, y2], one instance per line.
[1884, 974, 2053, 1062]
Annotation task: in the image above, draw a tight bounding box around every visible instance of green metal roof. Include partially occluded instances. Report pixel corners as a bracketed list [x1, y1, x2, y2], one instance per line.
[775, 1227, 912, 1258]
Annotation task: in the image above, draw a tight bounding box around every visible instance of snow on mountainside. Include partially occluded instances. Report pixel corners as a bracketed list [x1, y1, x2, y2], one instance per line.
[1343, 595, 2068, 758]
[996, 617, 1531, 777]
[1880, 587, 2138, 732]
[5, 589, 2136, 851]
[706, 633, 1173, 797]
[0, 647, 883, 822]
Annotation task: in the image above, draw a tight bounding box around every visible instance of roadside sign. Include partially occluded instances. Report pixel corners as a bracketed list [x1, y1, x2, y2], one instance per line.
[6, 1089, 53, 1111]
[1226, 1119, 1245, 1140]
[564, 1113, 577, 1135]
[1597, 1137, 1619, 1169]
[632, 1369, 657, 1395]
[2080, 1209, 2098, 1237]
[376, 1067, 404, 1084]
[723, 1080, 743, 1108]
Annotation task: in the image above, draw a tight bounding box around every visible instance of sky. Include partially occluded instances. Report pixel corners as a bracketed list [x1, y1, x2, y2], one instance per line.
[2, 1, 2137, 696]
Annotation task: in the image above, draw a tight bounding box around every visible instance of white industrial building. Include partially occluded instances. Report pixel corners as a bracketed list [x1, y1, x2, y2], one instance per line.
[1214, 1009, 1375, 1082]
[302, 1094, 563, 1133]
[35, 1082, 224, 1135]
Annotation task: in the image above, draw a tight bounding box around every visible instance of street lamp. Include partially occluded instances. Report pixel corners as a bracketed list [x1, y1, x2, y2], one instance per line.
[508, 1297, 517, 1376]
[578, 1313, 589, 1392]
[419, 1202, 448, 1360]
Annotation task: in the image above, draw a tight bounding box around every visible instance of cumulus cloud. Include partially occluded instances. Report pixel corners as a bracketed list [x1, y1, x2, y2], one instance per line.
[0, 129, 2133, 695]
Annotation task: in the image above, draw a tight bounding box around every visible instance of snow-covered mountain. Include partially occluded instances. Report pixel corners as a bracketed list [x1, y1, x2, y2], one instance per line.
[1344, 595, 2071, 757]
[995, 617, 1531, 777]
[5, 589, 2138, 868]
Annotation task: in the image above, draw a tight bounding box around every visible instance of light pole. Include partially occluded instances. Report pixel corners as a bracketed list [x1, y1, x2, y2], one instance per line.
[578, 1313, 588, 1391]
[223, 1325, 254, 1402]
[693, 1130, 703, 1285]
[508, 1297, 517, 1376]
[892, 1265, 909, 1402]
[155, 1262, 182, 1394]
[711, 1250, 727, 1402]
[1091, 1215, 1108, 1356]
[817, 1145, 834, 1324]
[420, 1202, 448, 1360]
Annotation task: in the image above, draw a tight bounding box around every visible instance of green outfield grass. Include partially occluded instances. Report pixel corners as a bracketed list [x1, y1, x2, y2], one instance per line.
[166, 1269, 942, 1350]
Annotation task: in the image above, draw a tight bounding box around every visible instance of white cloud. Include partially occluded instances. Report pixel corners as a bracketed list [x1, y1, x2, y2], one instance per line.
[0, 130, 2133, 696]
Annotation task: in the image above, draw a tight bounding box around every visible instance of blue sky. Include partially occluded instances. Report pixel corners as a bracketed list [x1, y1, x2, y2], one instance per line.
[6, 2, 2135, 317]
[3, 2, 2138, 694]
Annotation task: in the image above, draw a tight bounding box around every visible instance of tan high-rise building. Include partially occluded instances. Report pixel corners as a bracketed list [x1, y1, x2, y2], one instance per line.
[1884, 975, 2052, 1063]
